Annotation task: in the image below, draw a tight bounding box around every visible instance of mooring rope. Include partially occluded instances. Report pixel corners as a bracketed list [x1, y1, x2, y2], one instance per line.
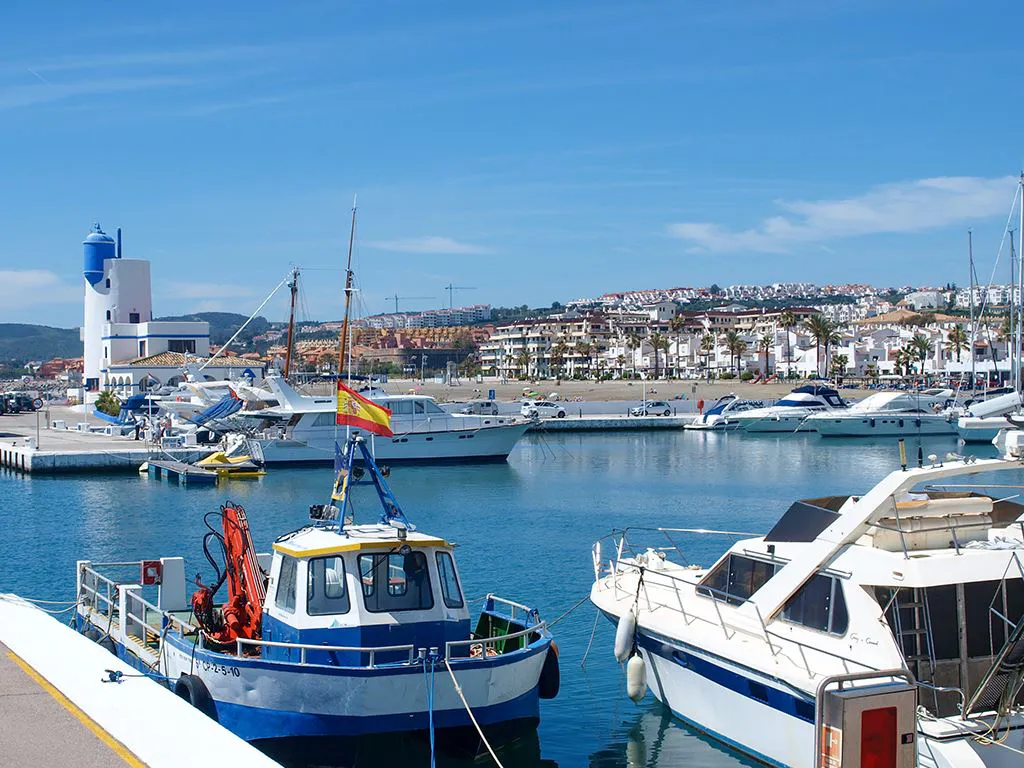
[443, 658, 505, 768]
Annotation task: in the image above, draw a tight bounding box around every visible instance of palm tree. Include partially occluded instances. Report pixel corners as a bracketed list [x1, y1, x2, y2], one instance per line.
[514, 350, 530, 378]
[668, 316, 686, 377]
[649, 332, 668, 379]
[893, 347, 913, 377]
[945, 324, 968, 363]
[573, 341, 592, 378]
[778, 310, 796, 376]
[696, 333, 712, 382]
[616, 354, 626, 378]
[724, 330, 746, 376]
[757, 333, 773, 377]
[910, 333, 934, 375]
[625, 333, 642, 377]
[550, 338, 569, 380]
[803, 315, 834, 377]
[830, 353, 848, 384]
[95, 389, 121, 417]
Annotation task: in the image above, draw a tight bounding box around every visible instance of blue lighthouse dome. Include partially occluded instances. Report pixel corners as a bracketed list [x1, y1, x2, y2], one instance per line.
[83, 223, 116, 286]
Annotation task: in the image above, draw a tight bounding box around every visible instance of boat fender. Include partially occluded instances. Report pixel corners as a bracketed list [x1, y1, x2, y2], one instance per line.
[539, 643, 560, 699]
[614, 612, 636, 663]
[138, 462, 149, 473]
[174, 674, 219, 722]
[626, 652, 646, 702]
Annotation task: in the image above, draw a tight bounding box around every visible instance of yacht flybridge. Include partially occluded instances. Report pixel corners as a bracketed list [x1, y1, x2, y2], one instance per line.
[591, 444, 1024, 767]
[76, 435, 558, 752]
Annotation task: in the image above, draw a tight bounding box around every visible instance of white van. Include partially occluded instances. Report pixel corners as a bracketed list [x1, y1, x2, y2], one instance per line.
[460, 400, 500, 416]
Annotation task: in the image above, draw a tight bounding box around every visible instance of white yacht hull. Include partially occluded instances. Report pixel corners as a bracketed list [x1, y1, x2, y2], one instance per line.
[735, 413, 817, 432]
[813, 415, 955, 437]
[633, 626, 1021, 768]
[683, 416, 738, 431]
[956, 416, 1014, 443]
[255, 422, 532, 464]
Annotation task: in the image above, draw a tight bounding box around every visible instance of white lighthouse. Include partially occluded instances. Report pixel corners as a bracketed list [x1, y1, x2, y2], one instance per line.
[79, 224, 258, 403]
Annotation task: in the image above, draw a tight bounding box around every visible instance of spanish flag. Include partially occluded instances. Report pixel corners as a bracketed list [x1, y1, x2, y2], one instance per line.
[336, 382, 393, 437]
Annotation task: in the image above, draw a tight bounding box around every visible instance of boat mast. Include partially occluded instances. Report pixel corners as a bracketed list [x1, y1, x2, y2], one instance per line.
[1011, 230, 1016, 391]
[968, 229, 976, 388]
[283, 267, 299, 379]
[1018, 172, 1024, 393]
[337, 197, 358, 381]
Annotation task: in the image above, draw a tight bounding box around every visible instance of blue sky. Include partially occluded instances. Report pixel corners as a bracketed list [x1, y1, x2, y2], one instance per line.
[2, 0, 1023, 327]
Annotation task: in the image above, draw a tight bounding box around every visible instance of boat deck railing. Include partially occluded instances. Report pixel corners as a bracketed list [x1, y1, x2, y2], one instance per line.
[234, 637, 417, 667]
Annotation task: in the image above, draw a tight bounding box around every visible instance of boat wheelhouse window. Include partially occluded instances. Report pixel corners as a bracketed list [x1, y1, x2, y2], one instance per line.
[414, 401, 426, 414]
[965, 579, 1024, 658]
[697, 554, 778, 605]
[782, 573, 848, 635]
[423, 400, 446, 414]
[389, 400, 415, 416]
[358, 552, 434, 612]
[436, 552, 463, 609]
[307, 556, 350, 616]
[275, 555, 298, 613]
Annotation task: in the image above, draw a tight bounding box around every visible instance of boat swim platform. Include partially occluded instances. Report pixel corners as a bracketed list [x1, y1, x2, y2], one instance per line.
[527, 413, 696, 431]
[0, 595, 280, 768]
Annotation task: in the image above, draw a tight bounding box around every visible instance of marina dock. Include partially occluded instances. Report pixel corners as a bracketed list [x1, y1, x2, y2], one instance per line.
[528, 413, 695, 430]
[0, 408, 207, 474]
[146, 458, 219, 484]
[0, 595, 279, 768]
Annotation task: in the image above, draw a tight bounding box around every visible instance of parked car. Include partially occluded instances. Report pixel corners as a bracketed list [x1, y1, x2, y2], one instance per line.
[521, 400, 567, 419]
[631, 400, 672, 416]
[460, 400, 500, 416]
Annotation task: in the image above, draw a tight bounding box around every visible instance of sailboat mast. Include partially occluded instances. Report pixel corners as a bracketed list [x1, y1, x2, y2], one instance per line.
[968, 229, 976, 388]
[1017, 172, 1024, 392]
[337, 197, 358, 380]
[284, 267, 299, 379]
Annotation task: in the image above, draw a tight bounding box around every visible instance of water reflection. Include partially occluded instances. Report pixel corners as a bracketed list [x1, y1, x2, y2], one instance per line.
[589, 707, 763, 768]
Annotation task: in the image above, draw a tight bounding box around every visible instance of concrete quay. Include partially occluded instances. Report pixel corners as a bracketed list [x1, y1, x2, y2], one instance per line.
[527, 413, 695, 431]
[0, 595, 279, 768]
[0, 407, 207, 474]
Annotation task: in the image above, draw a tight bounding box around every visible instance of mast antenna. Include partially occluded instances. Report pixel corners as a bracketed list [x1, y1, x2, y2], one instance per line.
[337, 196, 358, 379]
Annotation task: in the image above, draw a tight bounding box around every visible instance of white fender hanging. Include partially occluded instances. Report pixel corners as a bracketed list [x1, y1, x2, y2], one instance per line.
[614, 611, 636, 663]
[626, 652, 646, 702]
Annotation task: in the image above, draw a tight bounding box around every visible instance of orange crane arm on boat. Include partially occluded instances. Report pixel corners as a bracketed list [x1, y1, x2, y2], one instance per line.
[191, 503, 267, 647]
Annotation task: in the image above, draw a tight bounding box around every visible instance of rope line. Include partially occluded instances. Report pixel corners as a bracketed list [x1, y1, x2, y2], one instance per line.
[443, 658, 505, 768]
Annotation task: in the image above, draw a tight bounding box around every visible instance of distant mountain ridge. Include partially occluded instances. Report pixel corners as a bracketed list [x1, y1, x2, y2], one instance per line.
[0, 324, 81, 363]
[0, 312, 274, 366]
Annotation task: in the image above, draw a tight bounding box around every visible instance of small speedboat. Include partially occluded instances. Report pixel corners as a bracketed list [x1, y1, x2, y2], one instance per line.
[75, 435, 558, 753]
[683, 393, 764, 431]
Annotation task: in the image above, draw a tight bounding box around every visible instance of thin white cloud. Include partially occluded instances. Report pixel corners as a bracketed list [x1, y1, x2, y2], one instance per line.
[0, 76, 194, 110]
[0, 270, 80, 309]
[667, 175, 1017, 253]
[366, 236, 492, 255]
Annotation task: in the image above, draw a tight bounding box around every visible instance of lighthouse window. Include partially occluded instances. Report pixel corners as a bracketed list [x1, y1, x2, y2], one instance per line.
[275, 555, 298, 613]
[436, 552, 464, 609]
[307, 556, 350, 616]
[359, 552, 434, 613]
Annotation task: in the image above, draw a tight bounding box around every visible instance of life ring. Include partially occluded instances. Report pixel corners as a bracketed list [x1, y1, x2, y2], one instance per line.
[174, 674, 219, 721]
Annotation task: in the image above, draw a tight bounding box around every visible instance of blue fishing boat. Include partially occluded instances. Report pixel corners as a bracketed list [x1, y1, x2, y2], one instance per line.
[74, 435, 559, 753]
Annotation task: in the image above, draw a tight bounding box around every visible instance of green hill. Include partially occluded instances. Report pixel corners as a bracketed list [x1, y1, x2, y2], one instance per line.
[154, 312, 271, 349]
[0, 324, 81, 363]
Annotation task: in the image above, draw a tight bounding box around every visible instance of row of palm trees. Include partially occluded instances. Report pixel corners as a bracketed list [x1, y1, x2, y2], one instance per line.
[506, 317, 977, 381]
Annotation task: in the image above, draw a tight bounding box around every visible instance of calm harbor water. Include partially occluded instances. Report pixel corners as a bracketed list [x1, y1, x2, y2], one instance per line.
[0, 430, 999, 767]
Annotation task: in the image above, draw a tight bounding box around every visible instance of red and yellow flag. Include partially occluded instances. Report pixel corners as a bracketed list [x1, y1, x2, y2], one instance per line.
[336, 382, 393, 437]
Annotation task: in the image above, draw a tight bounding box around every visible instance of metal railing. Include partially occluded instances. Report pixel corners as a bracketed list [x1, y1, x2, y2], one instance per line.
[234, 637, 416, 667]
[78, 565, 119, 619]
[485, 594, 533, 624]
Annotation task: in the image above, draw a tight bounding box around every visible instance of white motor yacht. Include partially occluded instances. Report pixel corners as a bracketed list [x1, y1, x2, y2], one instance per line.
[729, 384, 848, 433]
[224, 374, 531, 464]
[591, 448, 1024, 767]
[683, 393, 765, 431]
[808, 389, 956, 437]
